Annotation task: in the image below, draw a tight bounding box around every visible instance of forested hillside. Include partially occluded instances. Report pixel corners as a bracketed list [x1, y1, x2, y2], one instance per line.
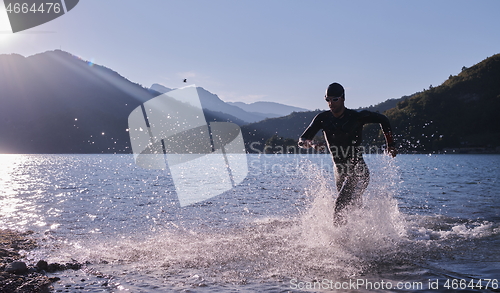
[243, 54, 500, 154]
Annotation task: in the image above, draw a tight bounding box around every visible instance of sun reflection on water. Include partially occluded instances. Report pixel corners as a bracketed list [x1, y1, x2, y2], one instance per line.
[0, 154, 48, 230]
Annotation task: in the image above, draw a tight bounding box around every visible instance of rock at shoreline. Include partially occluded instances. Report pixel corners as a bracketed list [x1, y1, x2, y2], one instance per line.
[0, 230, 52, 293]
[0, 229, 87, 292]
[36, 260, 48, 272]
[5, 261, 28, 275]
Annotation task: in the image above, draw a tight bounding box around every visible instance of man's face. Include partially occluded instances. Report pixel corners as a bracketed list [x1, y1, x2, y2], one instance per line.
[325, 95, 345, 114]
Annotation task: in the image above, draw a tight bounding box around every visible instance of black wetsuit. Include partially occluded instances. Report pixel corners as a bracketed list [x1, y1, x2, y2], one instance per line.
[300, 109, 394, 223]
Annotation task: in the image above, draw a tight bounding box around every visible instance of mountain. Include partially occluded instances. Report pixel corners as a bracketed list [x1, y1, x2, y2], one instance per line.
[194, 87, 270, 123]
[0, 50, 246, 153]
[384, 53, 500, 153]
[242, 53, 500, 153]
[228, 101, 309, 118]
[0, 50, 157, 153]
[358, 96, 408, 113]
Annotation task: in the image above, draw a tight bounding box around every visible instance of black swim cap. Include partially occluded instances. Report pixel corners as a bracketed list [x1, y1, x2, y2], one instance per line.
[326, 83, 344, 98]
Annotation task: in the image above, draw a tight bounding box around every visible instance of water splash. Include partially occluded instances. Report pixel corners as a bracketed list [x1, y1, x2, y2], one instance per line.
[37, 156, 413, 287]
[294, 156, 409, 278]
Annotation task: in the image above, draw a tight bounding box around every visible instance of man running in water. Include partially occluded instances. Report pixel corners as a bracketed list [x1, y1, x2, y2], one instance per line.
[299, 82, 397, 225]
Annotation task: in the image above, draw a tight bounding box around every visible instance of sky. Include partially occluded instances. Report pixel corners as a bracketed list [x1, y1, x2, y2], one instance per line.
[1, 0, 499, 111]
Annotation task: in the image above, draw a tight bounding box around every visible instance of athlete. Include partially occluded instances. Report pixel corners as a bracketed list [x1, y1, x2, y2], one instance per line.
[299, 82, 397, 225]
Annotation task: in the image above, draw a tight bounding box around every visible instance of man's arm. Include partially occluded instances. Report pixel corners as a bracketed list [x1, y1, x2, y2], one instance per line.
[298, 113, 323, 149]
[384, 131, 397, 157]
[360, 110, 397, 157]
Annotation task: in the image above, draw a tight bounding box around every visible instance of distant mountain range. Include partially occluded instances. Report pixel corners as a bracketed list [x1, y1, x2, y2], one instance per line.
[149, 83, 308, 123]
[227, 101, 308, 118]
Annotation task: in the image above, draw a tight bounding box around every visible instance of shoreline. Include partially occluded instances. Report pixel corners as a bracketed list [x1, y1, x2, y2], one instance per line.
[0, 229, 120, 292]
[0, 229, 63, 293]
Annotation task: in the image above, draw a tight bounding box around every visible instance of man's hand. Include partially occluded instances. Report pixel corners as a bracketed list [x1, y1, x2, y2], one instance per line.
[298, 139, 314, 149]
[299, 139, 327, 152]
[386, 146, 398, 158]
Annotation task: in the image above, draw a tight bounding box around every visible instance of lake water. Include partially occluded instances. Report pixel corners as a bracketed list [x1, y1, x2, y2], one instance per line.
[0, 154, 499, 292]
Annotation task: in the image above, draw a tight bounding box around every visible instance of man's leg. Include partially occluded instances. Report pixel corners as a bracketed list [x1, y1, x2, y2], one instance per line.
[333, 160, 370, 225]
